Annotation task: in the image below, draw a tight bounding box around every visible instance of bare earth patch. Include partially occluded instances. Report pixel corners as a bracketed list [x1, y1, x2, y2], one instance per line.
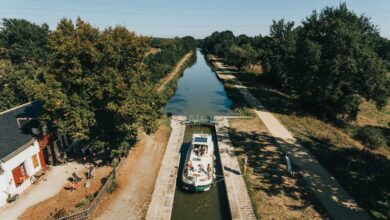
[94, 121, 170, 220]
[20, 165, 112, 220]
[228, 117, 325, 219]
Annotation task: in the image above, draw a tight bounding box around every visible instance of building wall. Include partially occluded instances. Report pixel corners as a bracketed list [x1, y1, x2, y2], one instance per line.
[0, 140, 41, 207]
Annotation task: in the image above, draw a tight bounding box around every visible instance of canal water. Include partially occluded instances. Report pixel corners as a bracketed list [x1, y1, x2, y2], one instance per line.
[164, 50, 233, 116]
[166, 50, 232, 220]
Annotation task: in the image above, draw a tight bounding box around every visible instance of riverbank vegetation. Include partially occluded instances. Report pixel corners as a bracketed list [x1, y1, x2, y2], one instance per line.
[202, 3, 390, 219]
[0, 17, 195, 158]
[146, 36, 196, 85]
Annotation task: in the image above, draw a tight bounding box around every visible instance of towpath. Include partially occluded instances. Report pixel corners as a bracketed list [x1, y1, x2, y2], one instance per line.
[95, 125, 171, 220]
[157, 52, 193, 93]
[211, 56, 371, 220]
[146, 116, 186, 220]
[215, 116, 256, 220]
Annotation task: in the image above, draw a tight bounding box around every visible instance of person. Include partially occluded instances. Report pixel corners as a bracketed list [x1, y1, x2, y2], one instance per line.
[200, 146, 205, 156]
[207, 163, 212, 178]
[243, 154, 248, 174]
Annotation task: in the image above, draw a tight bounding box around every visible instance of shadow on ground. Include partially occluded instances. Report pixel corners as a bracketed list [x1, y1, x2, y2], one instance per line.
[226, 71, 390, 219]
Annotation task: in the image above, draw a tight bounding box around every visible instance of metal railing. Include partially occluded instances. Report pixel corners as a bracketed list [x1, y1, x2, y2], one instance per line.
[181, 115, 217, 126]
[56, 158, 125, 220]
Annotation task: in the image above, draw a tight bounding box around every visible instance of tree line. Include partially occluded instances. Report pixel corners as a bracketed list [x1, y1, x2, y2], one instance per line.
[0, 18, 195, 157]
[145, 36, 196, 84]
[201, 3, 390, 123]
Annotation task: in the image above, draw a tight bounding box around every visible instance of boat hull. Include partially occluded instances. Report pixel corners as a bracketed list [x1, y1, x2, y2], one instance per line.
[182, 182, 211, 192]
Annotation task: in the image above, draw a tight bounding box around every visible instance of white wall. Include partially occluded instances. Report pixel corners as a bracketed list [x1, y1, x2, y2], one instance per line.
[0, 139, 41, 207]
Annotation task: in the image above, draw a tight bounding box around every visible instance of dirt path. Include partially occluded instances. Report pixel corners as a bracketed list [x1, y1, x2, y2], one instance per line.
[156, 52, 193, 93]
[20, 165, 112, 220]
[95, 123, 170, 220]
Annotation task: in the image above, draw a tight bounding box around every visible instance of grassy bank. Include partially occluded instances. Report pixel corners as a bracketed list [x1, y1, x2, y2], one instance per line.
[226, 70, 390, 219]
[158, 51, 196, 103]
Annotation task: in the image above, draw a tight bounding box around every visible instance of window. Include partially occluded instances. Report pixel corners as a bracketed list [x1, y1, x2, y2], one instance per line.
[32, 154, 39, 168]
[12, 163, 28, 187]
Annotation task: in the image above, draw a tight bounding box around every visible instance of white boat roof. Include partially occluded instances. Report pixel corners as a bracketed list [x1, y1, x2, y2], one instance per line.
[192, 133, 211, 144]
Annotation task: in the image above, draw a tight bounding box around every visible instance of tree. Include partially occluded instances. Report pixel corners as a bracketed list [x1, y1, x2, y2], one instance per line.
[28, 18, 162, 156]
[292, 3, 389, 121]
[356, 127, 386, 151]
[145, 37, 196, 84]
[203, 30, 235, 57]
[226, 44, 257, 70]
[0, 18, 50, 64]
[261, 19, 297, 89]
[375, 36, 390, 70]
[0, 60, 35, 111]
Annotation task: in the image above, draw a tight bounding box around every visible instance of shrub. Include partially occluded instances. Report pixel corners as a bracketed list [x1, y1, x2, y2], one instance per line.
[107, 180, 118, 193]
[355, 127, 386, 150]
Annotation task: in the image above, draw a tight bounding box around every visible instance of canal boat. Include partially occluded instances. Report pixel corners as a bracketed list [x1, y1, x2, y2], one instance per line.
[182, 133, 215, 192]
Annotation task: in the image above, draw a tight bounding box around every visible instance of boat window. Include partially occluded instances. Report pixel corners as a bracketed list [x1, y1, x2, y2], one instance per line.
[194, 137, 207, 143]
[192, 158, 201, 161]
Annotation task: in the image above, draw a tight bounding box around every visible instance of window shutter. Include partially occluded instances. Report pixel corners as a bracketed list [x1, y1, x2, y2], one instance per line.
[12, 166, 23, 186]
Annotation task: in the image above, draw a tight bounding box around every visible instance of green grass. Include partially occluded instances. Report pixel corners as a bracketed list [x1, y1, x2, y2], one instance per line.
[225, 71, 390, 219]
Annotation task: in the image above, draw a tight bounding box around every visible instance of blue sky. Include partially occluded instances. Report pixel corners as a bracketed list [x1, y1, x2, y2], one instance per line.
[1, 0, 389, 38]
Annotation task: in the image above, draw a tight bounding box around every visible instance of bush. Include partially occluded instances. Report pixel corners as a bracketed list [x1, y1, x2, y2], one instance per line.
[75, 194, 94, 208]
[355, 127, 387, 150]
[107, 180, 118, 193]
[52, 208, 67, 218]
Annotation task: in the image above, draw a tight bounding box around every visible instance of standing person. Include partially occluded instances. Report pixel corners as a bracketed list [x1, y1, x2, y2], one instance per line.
[243, 154, 248, 174]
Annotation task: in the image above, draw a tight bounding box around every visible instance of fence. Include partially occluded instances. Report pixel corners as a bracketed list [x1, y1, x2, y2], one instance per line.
[56, 158, 125, 220]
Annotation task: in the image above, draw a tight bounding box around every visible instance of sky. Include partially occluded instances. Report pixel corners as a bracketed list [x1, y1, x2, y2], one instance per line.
[1, 0, 390, 38]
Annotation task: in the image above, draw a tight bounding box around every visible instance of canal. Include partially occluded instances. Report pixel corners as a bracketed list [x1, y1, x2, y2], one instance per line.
[166, 50, 232, 220]
[165, 50, 233, 117]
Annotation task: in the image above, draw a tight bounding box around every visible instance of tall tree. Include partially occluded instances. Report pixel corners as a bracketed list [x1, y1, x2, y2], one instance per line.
[0, 19, 50, 64]
[261, 19, 297, 89]
[226, 44, 257, 70]
[0, 60, 36, 111]
[28, 18, 162, 156]
[293, 3, 389, 120]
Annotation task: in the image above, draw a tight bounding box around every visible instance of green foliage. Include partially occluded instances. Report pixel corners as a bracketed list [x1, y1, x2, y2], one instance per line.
[0, 60, 36, 112]
[145, 36, 196, 84]
[226, 44, 257, 70]
[203, 3, 390, 122]
[292, 3, 389, 121]
[75, 194, 94, 208]
[355, 127, 386, 150]
[202, 31, 258, 70]
[0, 18, 50, 64]
[107, 180, 118, 193]
[261, 19, 296, 89]
[27, 18, 162, 155]
[376, 37, 390, 70]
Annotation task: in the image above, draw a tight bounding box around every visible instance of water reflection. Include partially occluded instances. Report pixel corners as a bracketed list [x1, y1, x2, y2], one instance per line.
[164, 50, 233, 117]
